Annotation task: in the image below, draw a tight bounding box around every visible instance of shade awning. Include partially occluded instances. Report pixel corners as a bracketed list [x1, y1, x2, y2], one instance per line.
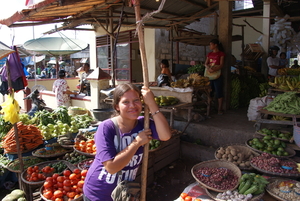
[23, 37, 88, 56]
[0, 41, 15, 60]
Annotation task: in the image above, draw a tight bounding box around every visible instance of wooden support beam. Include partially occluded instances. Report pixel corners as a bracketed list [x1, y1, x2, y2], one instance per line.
[261, 0, 271, 77]
[218, 0, 232, 111]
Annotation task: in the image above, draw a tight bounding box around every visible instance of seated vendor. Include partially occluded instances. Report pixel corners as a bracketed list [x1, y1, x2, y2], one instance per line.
[77, 63, 93, 96]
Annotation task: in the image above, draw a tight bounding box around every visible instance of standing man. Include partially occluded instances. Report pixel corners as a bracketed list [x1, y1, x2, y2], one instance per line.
[267, 46, 285, 78]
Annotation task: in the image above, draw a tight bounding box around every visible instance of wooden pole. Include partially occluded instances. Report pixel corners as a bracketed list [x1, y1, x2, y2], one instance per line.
[5, 59, 25, 190]
[132, 0, 149, 200]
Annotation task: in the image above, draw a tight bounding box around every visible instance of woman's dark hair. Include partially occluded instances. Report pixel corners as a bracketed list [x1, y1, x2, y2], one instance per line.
[268, 45, 280, 56]
[58, 70, 66, 78]
[280, 52, 286, 57]
[210, 39, 224, 52]
[113, 83, 141, 114]
[161, 59, 169, 68]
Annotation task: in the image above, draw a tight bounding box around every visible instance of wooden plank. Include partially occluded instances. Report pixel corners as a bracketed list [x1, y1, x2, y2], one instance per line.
[153, 151, 179, 172]
[259, 109, 300, 118]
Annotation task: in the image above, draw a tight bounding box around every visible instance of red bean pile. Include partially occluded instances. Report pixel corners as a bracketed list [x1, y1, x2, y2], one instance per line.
[193, 167, 239, 190]
[251, 153, 298, 174]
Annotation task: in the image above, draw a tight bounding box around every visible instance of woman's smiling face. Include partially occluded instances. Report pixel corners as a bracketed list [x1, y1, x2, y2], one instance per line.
[116, 89, 142, 120]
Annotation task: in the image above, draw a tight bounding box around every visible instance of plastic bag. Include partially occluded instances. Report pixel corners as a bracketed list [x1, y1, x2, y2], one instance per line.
[247, 96, 268, 121]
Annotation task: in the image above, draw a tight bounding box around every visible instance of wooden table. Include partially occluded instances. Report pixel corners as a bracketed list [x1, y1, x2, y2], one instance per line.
[193, 86, 212, 116]
[255, 109, 300, 130]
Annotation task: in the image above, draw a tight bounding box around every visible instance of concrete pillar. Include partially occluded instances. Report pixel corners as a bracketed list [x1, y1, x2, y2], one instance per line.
[89, 79, 110, 109]
[218, 1, 232, 110]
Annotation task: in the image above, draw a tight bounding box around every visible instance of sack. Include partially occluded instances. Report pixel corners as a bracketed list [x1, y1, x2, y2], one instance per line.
[111, 180, 140, 201]
[204, 65, 221, 80]
[247, 96, 268, 121]
[157, 74, 171, 87]
[293, 116, 300, 148]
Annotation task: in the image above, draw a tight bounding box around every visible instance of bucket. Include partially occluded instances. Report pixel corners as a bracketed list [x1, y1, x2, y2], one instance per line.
[91, 109, 114, 121]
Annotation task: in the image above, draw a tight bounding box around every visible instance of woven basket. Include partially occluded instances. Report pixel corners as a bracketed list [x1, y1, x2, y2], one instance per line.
[266, 177, 300, 201]
[214, 144, 258, 170]
[250, 158, 300, 178]
[245, 139, 296, 158]
[68, 107, 88, 116]
[205, 187, 265, 201]
[77, 158, 94, 170]
[6, 156, 46, 173]
[21, 160, 70, 187]
[73, 147, 95, 158]
[191, 159, 242, 192]
[32, 147, 71, 158]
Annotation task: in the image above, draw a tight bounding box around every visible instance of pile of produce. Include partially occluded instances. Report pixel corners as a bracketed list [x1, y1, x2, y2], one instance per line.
[264, 91, 300, 114]
[278, 68, 300, 76]
[32, 143, 69, 157]
[170, 73, 210, 88]
[237, 173, 268, 196]
[149, 139, 161, 150]
[215, 145, 256, 169]
[74, 131, 96, 155]
[57, 132, 75, 146]
[6, 156, 45, 172]
[193, 167, 239, 190]
[179, 193, 201, 201]
[0, 115, 13, 143]
[215, 190, 253, 201]
[259, 82, 269, 97]
[41, 168, 87, 200]
[154, 96, 179, 106]
[78, 158, 94, 170]
[247, 137, 289, 156]
[269, 75, 300, 91]
[250, 153, 299, 174]
[2, 189, 26, 201]
[1, 122, 43, 154]
[268, 179, 300, 201]
[257, 128, 293, 141]
[62, 151, 89, 164]
[0, 154, 10, 176]
[187, 63, 205, 74]
[19, 106, 94, 140]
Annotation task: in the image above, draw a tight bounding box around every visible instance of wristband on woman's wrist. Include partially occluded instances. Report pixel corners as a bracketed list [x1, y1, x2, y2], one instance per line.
[152, 110, 160, 116]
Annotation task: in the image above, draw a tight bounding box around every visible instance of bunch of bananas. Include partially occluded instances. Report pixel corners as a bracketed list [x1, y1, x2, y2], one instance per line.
[271, 115, 291, 121]
[278, 68, 300, 76]
[269, 75, 300, 91]
[244, 66, 256, 72]
[170, 73, 209, 88]
[0, 94, 20, 124]
[259, 82, 269, 97]
[154, 96, 179, 106]
[230, 76, 241, 109]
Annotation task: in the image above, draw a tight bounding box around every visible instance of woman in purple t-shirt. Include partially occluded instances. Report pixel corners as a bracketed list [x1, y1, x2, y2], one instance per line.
[83, 83, 171, 201]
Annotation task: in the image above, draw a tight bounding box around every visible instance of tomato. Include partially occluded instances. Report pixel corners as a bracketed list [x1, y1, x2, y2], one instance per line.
[43, 191, 53, 199]
[52, 173, 59, 180]
[44, 181, 53, 188]
[180, 193, 188, 199]
[57, 176, 64, 183]
[55, 198, 63, 201]
[63, 170, 71, 177]
[76, 187, 83, 193]
[77, 180, 84, 188]
[81, 169, 88, 177]
[67, 191, 76, 198]
[74, 194, 81, 199]
[185, 196, 192, 201]
[38, 173, 46, 180]
[46, 177, 53, 183]
[34, 166, 39, 171]
[53, 190, 63, 198]
[71, 179, 79, 185]
[57, 182, 63, 188]
[73, 168, 81, 174]
[63, 179, 72, 187]
[69, 173, 77, 180]
[63, 185, 72, 192]
[32, 176, 38, 182]
[194, 199, 202, 201]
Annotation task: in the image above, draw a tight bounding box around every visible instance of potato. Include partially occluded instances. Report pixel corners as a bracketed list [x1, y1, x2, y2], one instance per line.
[222, 154, 227, 159]
[216, 153, 222, 159]
[233, 156, 238, 161]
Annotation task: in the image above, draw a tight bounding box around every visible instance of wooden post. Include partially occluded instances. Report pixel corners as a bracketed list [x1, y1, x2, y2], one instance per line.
[132, 0, 150, 200]
[5, 59, 25, 191]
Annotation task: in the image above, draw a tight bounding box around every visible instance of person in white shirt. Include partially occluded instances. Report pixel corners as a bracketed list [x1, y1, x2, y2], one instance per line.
[266, 46, 285, 77]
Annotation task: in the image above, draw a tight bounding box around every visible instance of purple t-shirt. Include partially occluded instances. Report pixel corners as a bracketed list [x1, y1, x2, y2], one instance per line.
[83, 116, 159, 201]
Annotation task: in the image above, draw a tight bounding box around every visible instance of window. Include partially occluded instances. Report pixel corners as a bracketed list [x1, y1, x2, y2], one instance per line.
[233, 0, 254, 11]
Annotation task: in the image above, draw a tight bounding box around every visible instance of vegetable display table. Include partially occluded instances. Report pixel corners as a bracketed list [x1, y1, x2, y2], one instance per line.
[255, 109, 300, 130]
[193, 86, 212, 117]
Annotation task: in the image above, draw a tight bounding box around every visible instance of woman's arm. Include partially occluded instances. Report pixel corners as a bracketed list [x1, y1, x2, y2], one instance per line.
[142, 87, 171, 141]
[103, 128, 152, 174]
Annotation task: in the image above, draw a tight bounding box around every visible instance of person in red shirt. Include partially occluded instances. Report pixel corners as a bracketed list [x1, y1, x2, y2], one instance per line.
[204, 39, 225, 115]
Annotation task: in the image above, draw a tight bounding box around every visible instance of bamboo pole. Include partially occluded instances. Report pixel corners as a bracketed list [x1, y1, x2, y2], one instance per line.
[132, 0, 149, 200]
[5, 59, 25, 190]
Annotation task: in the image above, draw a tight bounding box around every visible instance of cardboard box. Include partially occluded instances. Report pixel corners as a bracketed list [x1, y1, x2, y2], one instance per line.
[150, 87, 193, 103]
